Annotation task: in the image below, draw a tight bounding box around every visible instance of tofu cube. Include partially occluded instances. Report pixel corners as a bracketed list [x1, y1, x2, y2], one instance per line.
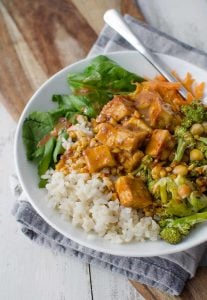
[84, 145, 116, 172]
[115, 176, 152, 209]
[95, 123, 117, 148]
[134, 91, 174, 129]
[123, 117, 152, 134]
[96, 123, 148, 152]
[145, 129, 174, 158]
[99, 96, 134, 121]
[115, 126, 148, 152]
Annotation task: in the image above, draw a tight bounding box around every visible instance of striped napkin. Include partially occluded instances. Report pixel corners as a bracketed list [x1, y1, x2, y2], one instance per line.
[12, 15, 207, 296]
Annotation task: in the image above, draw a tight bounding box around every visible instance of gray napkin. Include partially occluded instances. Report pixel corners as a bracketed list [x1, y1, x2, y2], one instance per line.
[12, 15, 207, 296]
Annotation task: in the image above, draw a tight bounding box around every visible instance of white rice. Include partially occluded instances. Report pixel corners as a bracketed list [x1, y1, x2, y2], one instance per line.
[44, 170, 160, 243]
[68, 115, 93, 136]
[62, 136, 74, 151]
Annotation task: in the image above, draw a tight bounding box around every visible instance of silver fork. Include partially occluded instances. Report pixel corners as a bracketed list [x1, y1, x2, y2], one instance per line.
[104, 9, 189, 100]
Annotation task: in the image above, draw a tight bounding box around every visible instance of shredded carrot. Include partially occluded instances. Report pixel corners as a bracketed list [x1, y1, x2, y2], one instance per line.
[155, 81, 181, 90]
[194, 82, 205, 99]
[183, 72, 195, 93]
[171, 71, 205, 101]
[131, 71, 205, 113]
[154, 75, 166, 82]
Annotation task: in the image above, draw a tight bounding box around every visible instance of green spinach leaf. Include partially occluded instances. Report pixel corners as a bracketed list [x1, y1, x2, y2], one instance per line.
[22, 111, 54, 160]
[68, 55, 144, 94]
[38, 137, 56, 176]
[52, 95, 76, 110]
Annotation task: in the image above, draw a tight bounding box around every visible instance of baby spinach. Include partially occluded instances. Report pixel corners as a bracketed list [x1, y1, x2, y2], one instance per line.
[68, 55, 144, 95]
[22, 111, 54, 160]
[38, 137, 56, 176]
[52, 94, 96, 118]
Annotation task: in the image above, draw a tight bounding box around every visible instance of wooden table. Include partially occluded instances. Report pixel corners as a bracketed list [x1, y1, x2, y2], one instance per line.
[0, 1, 207, 299]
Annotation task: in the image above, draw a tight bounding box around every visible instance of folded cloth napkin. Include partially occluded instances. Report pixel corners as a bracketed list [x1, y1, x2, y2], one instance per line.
[12, 15, 207, 296]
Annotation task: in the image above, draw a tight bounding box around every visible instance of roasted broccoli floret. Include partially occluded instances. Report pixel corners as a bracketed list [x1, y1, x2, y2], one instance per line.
[196, 141, 207, 156]
[160, 227, 182, 244]
[181, 101, 207, 129]
[159, 210, 207, 244]
[134, 155, 157, 195]
[152, 176, 192, 216]
[134, 155, 153, 183]
[196, 136, 207, 146]
[153, 177, 178, 204]
[153, 176, 204, 217]
[188, 191, 207, 212]
[167, 177, 207, 215]
[174, 126, 196, 162]
[189, 129, 207, 159]
[190, 164, 207, 177]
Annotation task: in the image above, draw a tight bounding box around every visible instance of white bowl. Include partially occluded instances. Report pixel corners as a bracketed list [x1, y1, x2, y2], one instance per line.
[15, 51, 207, 257]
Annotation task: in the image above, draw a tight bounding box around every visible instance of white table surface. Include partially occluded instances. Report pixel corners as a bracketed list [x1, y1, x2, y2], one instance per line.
[1, 1, 207, 299]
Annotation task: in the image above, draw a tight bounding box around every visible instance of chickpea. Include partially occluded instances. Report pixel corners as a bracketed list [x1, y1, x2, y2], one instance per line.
[166, 166, 172, 172]
[151, 165, 162, 179]
[190, 149, 204, 161]
[190, 123, 204, 136]
[202, 122, 207, 133]
[173, 165, 188, 176]
[160, 169, 167, 177]
[178, 184, 192, 199]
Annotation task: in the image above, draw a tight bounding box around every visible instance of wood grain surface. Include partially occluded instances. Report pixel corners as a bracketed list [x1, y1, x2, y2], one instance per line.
[0, 0, 206, 299]
[131, 268, 207, 300]
[0, 0, 143, 121]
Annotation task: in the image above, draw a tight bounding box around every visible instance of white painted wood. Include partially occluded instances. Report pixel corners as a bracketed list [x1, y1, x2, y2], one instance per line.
[90, 265, 144, 300]
[137, 0, 207, 52]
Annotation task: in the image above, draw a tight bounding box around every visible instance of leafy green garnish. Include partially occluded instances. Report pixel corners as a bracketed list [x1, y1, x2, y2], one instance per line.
[68, 55, 144, 94]
[52, 95, 76, 110]
[52, 56, 144, 118]
[38, 137, 56, 176]
[32, 144, 45, 162]
[22, 111, 54, 160]
[38, 178, 48, 188]
[52, 94, 96, 118]
[49, 107, 75, 124]
[67, 55, 144, 115]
